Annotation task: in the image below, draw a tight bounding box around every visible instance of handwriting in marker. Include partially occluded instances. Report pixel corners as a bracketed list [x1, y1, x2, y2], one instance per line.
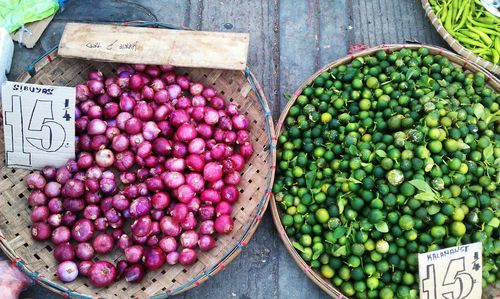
[63, 99, 71, 121]
[86, 42, 101, 49]
[106, 40, 118, 50]
[119, 41, 139, 51]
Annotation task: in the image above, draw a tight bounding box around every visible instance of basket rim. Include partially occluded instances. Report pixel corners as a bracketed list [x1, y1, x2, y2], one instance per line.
[0, 21, 277, 299]
[270, 43, 500, 298]
[421, 0, 500, 75]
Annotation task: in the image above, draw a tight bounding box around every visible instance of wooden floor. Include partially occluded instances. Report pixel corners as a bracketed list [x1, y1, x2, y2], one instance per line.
[5, 1, 448, 298]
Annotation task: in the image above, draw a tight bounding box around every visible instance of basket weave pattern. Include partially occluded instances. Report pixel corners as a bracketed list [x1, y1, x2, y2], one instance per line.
[421, 0, 500, 75]
[0, 45, 276, 297]
[271, 44, 500, 298]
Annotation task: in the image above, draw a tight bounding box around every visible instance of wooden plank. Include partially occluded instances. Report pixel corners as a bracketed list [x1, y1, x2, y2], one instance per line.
[58, 23, 249, 70]
[192, 0, 281, 119]
[279, 0, 318, 114]
[318, 0, 350, 66]
[279, 2, 330, 298]
[350, 0, 448, 47]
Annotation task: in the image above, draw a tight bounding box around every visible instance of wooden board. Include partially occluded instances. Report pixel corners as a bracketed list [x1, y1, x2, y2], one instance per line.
[58, 23, 249, 70]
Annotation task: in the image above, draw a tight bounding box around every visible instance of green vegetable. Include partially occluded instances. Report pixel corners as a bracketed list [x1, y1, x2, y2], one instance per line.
[430, 0, 500, 65]
[275, 48, 499, 298]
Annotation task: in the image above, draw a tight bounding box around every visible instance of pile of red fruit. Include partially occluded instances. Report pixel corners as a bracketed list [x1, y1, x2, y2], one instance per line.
[25, 64, 254, 287]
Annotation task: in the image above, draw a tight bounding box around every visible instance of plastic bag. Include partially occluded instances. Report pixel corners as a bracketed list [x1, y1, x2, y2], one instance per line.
[0, 0, 59, 33]
[0, 259, 32, 299]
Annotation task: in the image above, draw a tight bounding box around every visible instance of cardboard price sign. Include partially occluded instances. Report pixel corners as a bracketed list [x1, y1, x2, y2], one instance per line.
[418, 242, 482, 299]
[1, 82, 75, 169]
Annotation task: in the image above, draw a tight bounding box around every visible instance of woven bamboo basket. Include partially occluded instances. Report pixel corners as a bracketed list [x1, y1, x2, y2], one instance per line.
[271, 44, 500, 298]
[421, 0, 500, 76]
[0, 22, 276, 298]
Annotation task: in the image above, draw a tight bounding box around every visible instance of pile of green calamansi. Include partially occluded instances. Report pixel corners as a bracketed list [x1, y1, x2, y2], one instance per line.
[273, 47, 499, 298]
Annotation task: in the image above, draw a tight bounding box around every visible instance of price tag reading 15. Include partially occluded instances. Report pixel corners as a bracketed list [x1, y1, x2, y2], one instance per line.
[2, 81, 75, 169]
[418, 242, 483, 299]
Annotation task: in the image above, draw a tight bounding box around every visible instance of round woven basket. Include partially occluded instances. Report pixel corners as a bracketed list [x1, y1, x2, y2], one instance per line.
[0, 22, 276, 299]
[271, 44, 500, 298]
[421, 0, 500, 76]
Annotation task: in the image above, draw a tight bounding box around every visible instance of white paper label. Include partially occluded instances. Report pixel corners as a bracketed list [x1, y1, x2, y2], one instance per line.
[418, 242, 482, 299]
[1, 81, 75, 169]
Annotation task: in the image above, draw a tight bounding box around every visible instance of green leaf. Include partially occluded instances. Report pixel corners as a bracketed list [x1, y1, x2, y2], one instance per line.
[414, 192, 437, 202]
[338, 196, 347, 214]
[494, 157, 500, 167]
[406, 68, 417, 80]
[483, 145, 494, 161]
[305, 170, 317, 190]
[335, 177, 347, 183]
[437, 79, 448, 87]
[488, 217, 499, 228]
[473, 103, 486, 120]
[469, 185, 483, 193]
[333, 245, 347, 257]
[375, 150, 387, 158]
[332, 227, 347, 239]
[284, 93, 292, 101]
[292, 241, 305, 253]
[427, 204, 441, 215]
[409, 179, 433, 194]
[349, 177, 362, 184]
[312, 250, 322, 260]
[375, 221, 389, 233]
[311, 187, 321, 194]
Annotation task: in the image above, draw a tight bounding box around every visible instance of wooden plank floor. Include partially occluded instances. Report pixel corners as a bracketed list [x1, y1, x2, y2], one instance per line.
[4, 0, 447, 298]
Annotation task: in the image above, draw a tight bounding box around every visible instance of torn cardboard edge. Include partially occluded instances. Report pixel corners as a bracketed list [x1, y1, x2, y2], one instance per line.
[11, 14, 55, 48]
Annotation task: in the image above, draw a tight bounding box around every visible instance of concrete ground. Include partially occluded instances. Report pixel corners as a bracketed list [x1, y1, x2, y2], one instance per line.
[3, 0, 448, 298]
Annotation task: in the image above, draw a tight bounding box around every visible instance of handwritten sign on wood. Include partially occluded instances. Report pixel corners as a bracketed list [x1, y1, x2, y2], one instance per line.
[1, 81, 75, 169]
[58, 23, 249, 70]
[418, 242, 482, 299]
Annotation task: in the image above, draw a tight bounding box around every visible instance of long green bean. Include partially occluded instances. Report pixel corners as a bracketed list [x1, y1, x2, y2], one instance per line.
[429, 0, 500, 65]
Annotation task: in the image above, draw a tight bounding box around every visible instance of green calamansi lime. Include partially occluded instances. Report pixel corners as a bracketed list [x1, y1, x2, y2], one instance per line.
[364, 263, 377, 276]
[450, 221, 466, 237]
[430, 226, 446, 239]
[348, 255, 361, 268]
[444, 139, 459, 152]
[376, 240, 389, 254]
[427, 127, 441, 140]
[321, 112, 332, 123]
[379, 287, 395, 299]
[341, 282, 356, 297]
[320, 265, 335, 279]
[366, 276, 380, 290]
[352, 243, 366, 256]
[339, 266, 351, 280]
[386, 169, 404, 186]
[452, 207, 465, 221]
[369, 210, 384, 224]
[292, 166, 304, 177]
[366, 77, 379, 89]
[400, 182, 416, 196]
[315, 208, 329, 224]
[364, 239, 376, 251]
[428, 140, 443, 153]
[398, 215, 414, 230]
